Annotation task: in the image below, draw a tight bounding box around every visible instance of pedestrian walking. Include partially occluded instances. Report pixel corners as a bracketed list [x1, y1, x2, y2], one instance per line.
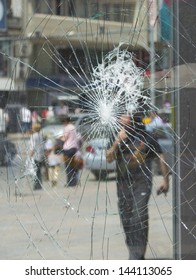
[31, 108, 42, 127]
[56, 101, 69, 116]
[29, 123, 45, 190]
[145, 111, 164, 132]
[106, 113, 170, 260]
[59, 115, 81, 187]
[20, 105, 32, 134]
[45, 138, 62, 187]
[46, 106, 55, 121]
[0, 105, 9, 138]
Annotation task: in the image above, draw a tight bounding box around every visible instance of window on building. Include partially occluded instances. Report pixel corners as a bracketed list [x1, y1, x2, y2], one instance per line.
[34, 0, 65, 15]
[7, 0, 13, 18]
[87, 1, 99, 18]
[111, 3, 135, 23]
[101, 4, 110, 21]
[57, 48, 87, 75]
[0, 42, 9, 77]
[112, 4, 122, 22]
[68, 0, 76, 17]
[55, 0, 63, 15]
[95, 2, 135, 23]
[34, 0, 52, 14]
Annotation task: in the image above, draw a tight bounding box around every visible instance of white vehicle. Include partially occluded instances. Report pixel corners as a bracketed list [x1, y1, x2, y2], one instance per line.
[83, 138, 116, 180]
[83, 126, 173, 180]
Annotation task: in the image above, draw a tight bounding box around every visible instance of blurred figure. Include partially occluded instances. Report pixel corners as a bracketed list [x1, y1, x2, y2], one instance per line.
[106, 113, 169, 260]
[0, 105, 9, 138]
[56, 101, 69, 116]
[46, 106, 55, 121]
[75, 107, 82, 114]
[45, 138, 62, 187]
[41, 107, 48, 126]
[29, 123, 45, 190]
[145, 111, 164, 132]
[59, 115, 80, 187]
[0, 139, 17, 166]
[31, 108, 42, 126]
[163, 100, 171, 112]
[20, 105, 32, 134]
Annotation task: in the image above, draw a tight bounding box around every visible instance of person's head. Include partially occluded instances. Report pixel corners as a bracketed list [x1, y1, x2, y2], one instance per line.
[60, 114, 71, 125]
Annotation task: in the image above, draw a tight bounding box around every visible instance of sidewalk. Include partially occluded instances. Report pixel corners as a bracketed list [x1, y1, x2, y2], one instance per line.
[1, 133, 173, 260]
[7, 132, 30, 141]
[0, 163, 173, 260]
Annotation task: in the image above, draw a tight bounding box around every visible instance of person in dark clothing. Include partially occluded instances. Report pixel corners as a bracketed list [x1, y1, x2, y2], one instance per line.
[106, 114, 169, 260]
[29, 123, 45, 190]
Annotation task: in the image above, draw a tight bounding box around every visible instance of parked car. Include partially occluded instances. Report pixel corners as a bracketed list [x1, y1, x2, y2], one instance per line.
[83, 125, 173, 180]
[83, 138, 116, 180]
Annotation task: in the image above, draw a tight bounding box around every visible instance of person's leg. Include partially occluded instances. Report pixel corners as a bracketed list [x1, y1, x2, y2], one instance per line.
[34, 161, 42, 190]
[117, 176, 151, 260]
[127, 182, 151, 260]
[54, 165, 60, 182]
[63, 148, 78, 187]
[53, 165, 60, 186]
[65, 163, 78, 187]
[21, 122, 26, 133]
[27, 122, 32, 132]
[48, 166, 53, 182]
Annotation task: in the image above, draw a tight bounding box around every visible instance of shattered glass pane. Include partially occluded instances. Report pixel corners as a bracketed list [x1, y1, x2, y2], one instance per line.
[0, 0, 195, 260]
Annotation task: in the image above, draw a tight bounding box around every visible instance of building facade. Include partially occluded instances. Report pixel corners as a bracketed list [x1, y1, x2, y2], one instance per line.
[0, 0, 171, 109]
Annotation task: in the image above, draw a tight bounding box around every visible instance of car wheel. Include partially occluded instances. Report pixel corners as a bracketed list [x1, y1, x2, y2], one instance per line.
[92, 170, 108, 181]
